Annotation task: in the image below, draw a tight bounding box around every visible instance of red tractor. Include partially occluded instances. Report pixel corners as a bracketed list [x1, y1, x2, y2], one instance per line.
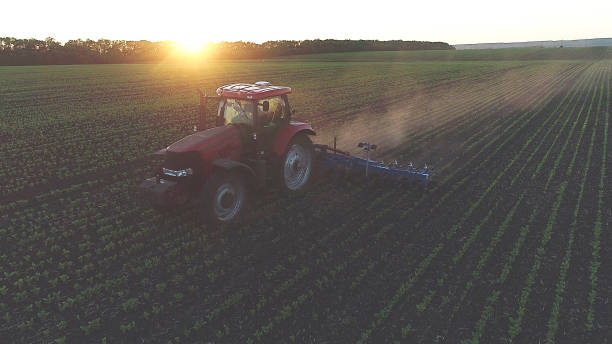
[139, 82, 315, 223]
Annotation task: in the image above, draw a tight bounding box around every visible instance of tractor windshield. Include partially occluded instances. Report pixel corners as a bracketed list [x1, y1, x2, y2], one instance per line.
[222, 98, 254, 126]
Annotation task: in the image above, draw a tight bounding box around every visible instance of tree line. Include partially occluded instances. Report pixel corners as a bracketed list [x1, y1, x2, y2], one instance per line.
[0, 37, 454, 65]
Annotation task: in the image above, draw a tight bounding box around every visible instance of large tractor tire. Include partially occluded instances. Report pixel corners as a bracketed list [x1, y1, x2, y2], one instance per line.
[201, 172, 247, 225]
[280, 134, 314, 191]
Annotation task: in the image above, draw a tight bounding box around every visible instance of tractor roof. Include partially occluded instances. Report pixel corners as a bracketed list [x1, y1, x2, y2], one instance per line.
[216, 83, 291, 100]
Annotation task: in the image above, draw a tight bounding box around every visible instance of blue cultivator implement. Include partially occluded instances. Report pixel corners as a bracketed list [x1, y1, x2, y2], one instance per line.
[314, 138, 431, 183]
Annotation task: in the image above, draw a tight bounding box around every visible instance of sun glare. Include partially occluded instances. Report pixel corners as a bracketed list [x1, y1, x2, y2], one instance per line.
[175, 36, 208, 54]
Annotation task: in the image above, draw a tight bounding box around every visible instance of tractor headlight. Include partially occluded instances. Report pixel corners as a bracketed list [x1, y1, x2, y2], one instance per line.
[162, 168, 193, 177]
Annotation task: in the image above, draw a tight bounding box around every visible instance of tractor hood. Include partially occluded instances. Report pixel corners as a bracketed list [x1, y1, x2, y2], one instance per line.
[166, 125, 240, 153]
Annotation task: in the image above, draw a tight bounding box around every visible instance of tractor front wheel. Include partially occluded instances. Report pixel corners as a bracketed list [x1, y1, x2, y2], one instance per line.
[201, 172, 247, 225]
[280, 134, 313, 191]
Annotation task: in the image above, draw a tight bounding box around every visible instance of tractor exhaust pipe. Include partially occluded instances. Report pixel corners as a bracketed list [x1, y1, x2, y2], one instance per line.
[197, 89, 208, 131]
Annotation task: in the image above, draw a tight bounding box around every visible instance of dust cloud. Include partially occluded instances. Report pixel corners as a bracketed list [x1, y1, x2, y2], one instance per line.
[311, 63, 566, 169]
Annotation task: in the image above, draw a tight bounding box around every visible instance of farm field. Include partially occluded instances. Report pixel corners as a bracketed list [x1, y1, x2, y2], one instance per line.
[278, 46, 612, 62]
[1, 52, 611, 343]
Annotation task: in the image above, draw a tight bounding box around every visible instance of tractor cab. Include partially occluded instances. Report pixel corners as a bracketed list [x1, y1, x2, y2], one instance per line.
[211, 82, 293, 153]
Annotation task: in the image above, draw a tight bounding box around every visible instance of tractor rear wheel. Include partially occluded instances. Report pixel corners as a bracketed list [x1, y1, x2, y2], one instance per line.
[201, 172, 247, 225]
[280, 134, 313, 191]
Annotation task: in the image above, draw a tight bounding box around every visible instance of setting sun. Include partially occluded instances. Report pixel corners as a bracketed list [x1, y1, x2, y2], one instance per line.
[175, 36, 208, 54]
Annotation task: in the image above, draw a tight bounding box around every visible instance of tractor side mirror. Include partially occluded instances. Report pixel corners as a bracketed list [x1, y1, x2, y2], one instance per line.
[260, 101, 269, 112]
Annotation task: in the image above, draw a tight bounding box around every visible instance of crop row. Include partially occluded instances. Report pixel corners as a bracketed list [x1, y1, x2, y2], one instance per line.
[208, 63, 586, 342]
[1, 61, 527, 196]
[352, 62, 603, 342]
[210, 63, 587, 343]
[2, 61, 606, 343]
[457, 62, 608, 343]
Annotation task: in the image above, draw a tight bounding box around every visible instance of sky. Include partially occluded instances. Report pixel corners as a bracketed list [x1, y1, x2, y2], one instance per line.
[2, 0, 611, 45]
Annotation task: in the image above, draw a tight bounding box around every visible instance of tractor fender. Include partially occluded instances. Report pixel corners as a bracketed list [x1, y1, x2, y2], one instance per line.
[211, 159, 257, 185]
[271, 121, 316, 157]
